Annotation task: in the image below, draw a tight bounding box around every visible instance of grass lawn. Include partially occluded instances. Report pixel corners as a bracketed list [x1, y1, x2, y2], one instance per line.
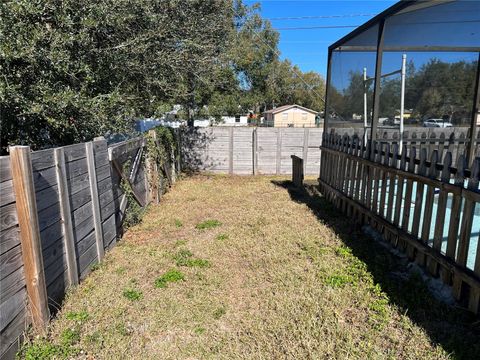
[21, 175, 480, 359]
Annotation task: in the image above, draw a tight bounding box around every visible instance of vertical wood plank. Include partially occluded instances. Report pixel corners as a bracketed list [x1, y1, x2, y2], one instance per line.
[276, 129, 282, 175]
[386, 144, 398, 223]
[54, 148, 79, 286]
[147, 130, 159, 204]
[86, 142, 105, 261]
[9, 146, 49, 330]
[401, 147, 416, 232]
[303, 128, 309, 175]
[432, 152, 452, 251]
[393, 145, 407, 227]
[446, 154, 465, 259]
[457, 157, 480, 267]
[412, 148, 427, 237]
[421, 150, 439, 244]
[378, 143, 390, 218]
[228, 127, 234, 175]
[253, 128, 258, 175]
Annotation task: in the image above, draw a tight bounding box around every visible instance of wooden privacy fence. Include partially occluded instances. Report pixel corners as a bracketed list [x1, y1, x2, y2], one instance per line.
[179, 127, 323, 175]
[0, 134, 175, 359]
[334, 126, 480, 168]
[318, 131, 480, 314]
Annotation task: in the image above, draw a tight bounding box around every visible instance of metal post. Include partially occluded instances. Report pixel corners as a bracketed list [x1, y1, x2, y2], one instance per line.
[399, 53, 407, 154]
[324, 48, 333, 136]
[370, 19, 386, 158]
[466, 52, 480, 167]
[363, 67, 368, 145]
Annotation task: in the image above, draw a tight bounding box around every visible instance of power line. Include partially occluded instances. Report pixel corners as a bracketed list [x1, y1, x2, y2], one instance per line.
[266, 14, 375, 21]
[273, 25, 360, 30]
[232, 6, 327, 104]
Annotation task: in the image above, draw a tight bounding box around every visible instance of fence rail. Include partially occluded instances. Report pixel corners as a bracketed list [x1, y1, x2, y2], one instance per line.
[179, 127, 323, 175]
[318, 130, 480, 314]
[0, 134, 175, 359]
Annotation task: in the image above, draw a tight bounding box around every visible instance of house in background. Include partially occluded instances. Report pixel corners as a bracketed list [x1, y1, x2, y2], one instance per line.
[263, 104, 318, 127]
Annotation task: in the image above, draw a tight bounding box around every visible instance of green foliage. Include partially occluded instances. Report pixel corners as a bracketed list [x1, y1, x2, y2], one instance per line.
[194, 327, 206, 335]
[123, 288, 142, 301]
[173, 250, 212, 268]
[0, 0, 234, 153]
[174, 219, 183, 228]
[60, 328, 80, 346]
[154, 269, 185, 288]
[21, 341, 65, 360]
[1, 1, 327, 155]
[120, 160, 145, 229]
[65, 310, 89, 323]
[325, 273, 354, 288]
[196, 220, 222, 230]
[173, 249, 193, 265]
[216, 233, 229, 241]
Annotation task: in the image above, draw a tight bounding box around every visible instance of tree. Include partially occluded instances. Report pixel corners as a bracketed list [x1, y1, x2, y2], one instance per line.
[0, 0, 234, 152]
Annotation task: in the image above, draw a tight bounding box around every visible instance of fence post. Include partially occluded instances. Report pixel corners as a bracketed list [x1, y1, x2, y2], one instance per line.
[85, 142, 105, 261]
[147, 130, 159, 204]
[229, 127, 234, 175]
[9, 146, 49, 330]
[176, 129, 182, 174]
[276, 129, 282, 175]
[253, 128, 258, 175]
[303, 128, 309, 175]
[54, 148, 79, 286]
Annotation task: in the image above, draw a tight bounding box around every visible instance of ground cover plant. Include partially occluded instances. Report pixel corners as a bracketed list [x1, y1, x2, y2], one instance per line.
[19, 176, 480, 359]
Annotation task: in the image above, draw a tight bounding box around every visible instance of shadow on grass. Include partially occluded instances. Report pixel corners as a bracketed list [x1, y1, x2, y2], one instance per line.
[272, 179, 480, 360]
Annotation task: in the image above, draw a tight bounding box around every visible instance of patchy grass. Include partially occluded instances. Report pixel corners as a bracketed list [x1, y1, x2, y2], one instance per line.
[20, 175, 480, 359]
[216, 233, 229, 241]
[65, 311, 89, 323]
[154, 269, 185, 288]
[195, 219, 221, 230]
[122, 288, 142, 301]
[173, 249, 211, 268]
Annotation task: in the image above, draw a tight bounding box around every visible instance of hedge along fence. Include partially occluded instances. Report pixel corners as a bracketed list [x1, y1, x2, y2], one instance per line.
[318, 131, 480, 314]
[0, 130, 177, 360]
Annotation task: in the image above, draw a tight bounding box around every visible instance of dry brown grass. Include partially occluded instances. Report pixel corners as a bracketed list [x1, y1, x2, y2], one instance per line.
[20, 175, 479, 359]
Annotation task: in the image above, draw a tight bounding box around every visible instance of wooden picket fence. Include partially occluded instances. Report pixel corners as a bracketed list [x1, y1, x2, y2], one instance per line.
[318, 130, 480, 314]
[0, 134, 176, 359]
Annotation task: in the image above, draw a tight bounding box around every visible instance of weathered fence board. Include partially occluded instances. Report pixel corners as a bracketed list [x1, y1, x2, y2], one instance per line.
[181, 127, 324, 175]
[1, 133, 175, 359]
[319, 130, 480, 314]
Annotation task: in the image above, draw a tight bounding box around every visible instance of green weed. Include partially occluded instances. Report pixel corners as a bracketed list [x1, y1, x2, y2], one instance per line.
[65, 310, 89, 323]
[175, 219, 183, 228]
[61, 328, 80, 346]
[196, 219, 222, 230]
[325, 273, 354, 288]
[173, 249, 193, 265]
[123, 288, 142, 301]
[173, 249, 211, 268]
[194, 327, 206, 335]
[21, 341, 65, 360]
[185, 259, 211, 268]
[216, 233, 229, 241]
[154, 269, 185, 288]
